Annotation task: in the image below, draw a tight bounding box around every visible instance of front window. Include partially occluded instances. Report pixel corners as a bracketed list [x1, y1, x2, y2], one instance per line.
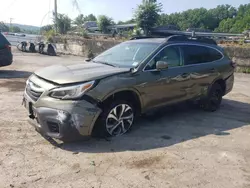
[93, 42, 159, 68]
[145, 46, 182, 70]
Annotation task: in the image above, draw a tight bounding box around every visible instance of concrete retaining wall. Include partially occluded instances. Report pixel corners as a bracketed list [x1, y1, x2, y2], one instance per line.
[55, 38, 120, 57]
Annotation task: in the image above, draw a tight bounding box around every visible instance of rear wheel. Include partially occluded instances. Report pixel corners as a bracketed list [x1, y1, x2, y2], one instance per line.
[200, 83, 223, 112]
[93, 100, 135, 138]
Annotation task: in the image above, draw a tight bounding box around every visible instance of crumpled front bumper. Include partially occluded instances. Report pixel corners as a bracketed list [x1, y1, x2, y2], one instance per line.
[23, 92, 102, 140]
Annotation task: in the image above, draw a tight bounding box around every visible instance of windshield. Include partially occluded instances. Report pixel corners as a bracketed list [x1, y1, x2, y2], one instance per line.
[93, 42, 159, 68]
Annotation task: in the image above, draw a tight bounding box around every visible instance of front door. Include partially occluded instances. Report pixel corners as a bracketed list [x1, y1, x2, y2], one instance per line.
[155, 45, 193, 105]
[140, 45, 192, 109]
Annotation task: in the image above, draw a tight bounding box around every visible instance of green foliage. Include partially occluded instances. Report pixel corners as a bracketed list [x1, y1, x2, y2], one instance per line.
[22, 29, 39, 35]
[117, 19, 135, 25]
[0, 22, 9, 32]
[44, 29, 56, 43]
[133, 26, 143, 35]
[85, 14, 97, 21]
[214, 18, 235, 33]
[81, 29, 89, 38]
[40, 25, 54, 34]
[74, 14, 85, 27]
[216, 4, 250, 33]
[158, 3, 250, 33]
[134, 0, 162, 35]
[87, 48, 94, 59]
[74, 14, 97, 27]
[54, 13, 71, 34]
[97, 15, 113, 33]
[127, 30, 134, 38]
[10, 26, 21, 33]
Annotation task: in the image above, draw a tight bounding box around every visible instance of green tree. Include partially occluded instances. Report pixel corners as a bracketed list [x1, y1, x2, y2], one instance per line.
[157, 4, 242, 32]
[10, 26, 21, 33]
[215, 3, 250, 33]
[215, 18, 235, 32]
[117, 19, 135, 25]
[54, 13, 71, 34]
[74, 14, 85, 27]
[84, 14, 97, 21]
[134, 0, 162, 35]
[97, 15, 113, 33]
[0, 22, 9, 32]
[40, 25, 54, 33]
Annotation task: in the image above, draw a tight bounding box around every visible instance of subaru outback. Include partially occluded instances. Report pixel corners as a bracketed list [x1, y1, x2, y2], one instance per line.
[22, 35, 235, 140]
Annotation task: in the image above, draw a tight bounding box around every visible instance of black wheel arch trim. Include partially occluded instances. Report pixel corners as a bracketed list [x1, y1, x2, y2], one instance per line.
[101, 88, 144, 112]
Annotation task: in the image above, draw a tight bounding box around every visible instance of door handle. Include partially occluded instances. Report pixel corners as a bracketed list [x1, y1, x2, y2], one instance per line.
[181, 73, 189, 78]
[210, 68, 216, 72]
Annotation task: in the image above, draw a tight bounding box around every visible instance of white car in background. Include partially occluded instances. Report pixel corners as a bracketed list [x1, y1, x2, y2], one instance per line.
[14, 33, 26, 37]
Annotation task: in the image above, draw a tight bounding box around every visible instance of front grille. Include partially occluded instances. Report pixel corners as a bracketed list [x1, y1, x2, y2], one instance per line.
[26, 80, 43, 101]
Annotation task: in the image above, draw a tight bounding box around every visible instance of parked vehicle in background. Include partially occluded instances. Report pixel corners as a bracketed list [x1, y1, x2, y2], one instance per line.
[22, 35, 235, 141]
[14, 33, 26, 37]
[0, 32, 13, 67]
[3, 32, 15, 36]
[83, 21, 98, 29]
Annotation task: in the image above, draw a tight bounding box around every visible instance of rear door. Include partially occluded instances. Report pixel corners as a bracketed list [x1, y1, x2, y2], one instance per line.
[179, 44, 224, 99]
[153, 45, 194, 105]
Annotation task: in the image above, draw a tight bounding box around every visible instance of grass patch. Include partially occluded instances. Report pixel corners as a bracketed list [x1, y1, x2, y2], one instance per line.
[236, 67, 250, 74]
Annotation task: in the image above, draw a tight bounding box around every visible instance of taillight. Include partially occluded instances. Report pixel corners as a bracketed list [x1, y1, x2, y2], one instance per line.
[5, 44, 11, 51]
[230, 61, 236, 68]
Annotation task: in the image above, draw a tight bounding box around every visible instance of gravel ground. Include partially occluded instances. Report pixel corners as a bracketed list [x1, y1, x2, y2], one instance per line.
[0, 51, 250, 188]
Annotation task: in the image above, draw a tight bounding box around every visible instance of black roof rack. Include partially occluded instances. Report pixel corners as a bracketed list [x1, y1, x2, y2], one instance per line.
[130, 30, 217, 45]
[167, 35, 217, 45]
[130, 36, 155, 40]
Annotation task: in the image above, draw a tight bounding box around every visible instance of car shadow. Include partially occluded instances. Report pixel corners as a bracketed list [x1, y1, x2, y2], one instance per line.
[0, 70, 32, 79]
[48, 98, 250, 153]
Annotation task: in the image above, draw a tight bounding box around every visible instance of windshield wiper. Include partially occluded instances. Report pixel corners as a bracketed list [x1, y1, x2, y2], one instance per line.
[93, 60, 116, 67]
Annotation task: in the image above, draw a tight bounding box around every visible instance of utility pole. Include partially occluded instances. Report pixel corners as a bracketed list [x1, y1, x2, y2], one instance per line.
[9, 18, 13, 32]
[9, 18, 13, 28]
[54, 0, 58, 33]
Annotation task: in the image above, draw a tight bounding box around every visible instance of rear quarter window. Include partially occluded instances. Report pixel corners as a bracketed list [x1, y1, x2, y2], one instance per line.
[181, 45, 223, 65]
[0, 33, 10, 49]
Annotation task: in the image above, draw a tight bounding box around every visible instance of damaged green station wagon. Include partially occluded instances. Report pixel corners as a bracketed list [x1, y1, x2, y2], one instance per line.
[23, 35, 235, 140]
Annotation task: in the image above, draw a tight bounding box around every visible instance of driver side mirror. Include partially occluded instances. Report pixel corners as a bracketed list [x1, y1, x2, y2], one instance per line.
[156, 61, 169, 70]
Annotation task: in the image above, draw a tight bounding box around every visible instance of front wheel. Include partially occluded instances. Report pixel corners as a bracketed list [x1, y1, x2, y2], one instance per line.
[93, 100, 135, 138]
[200, 83, 223, 112]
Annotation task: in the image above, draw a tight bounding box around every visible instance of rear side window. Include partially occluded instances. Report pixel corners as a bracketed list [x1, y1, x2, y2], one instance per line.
[181, 45, 223, 65]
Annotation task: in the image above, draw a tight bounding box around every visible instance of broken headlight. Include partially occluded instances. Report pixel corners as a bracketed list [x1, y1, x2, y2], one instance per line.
[49, 81, 95, 100]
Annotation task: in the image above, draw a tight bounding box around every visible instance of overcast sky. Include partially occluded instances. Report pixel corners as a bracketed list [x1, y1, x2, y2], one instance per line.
[0, 0, 249, 26]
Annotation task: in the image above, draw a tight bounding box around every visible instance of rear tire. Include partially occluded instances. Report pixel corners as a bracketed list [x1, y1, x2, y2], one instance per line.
[93, 100, 135, 138]
[200, 83, 223, 112]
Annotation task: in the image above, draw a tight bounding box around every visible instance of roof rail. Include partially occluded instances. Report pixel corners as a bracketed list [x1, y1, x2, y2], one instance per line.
[150, 29, 243, 37]
[130, 36, 154, 40]
[167, 35, 217, 45]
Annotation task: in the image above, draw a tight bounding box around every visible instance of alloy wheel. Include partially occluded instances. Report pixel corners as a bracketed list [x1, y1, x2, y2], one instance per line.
[105, 104, 134, 136]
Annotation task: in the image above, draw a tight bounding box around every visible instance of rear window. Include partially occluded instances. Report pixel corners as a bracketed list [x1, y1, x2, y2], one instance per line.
[0, 33, 10, 49]
[181, 45, 223, 65]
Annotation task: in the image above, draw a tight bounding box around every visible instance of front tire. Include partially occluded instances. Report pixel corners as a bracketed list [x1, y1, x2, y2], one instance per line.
[200, 83, 223, 112]
[93, 100, 135, 138]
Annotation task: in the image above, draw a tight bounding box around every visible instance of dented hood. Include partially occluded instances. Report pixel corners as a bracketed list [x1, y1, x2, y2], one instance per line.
[34, 62, 130, 84]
